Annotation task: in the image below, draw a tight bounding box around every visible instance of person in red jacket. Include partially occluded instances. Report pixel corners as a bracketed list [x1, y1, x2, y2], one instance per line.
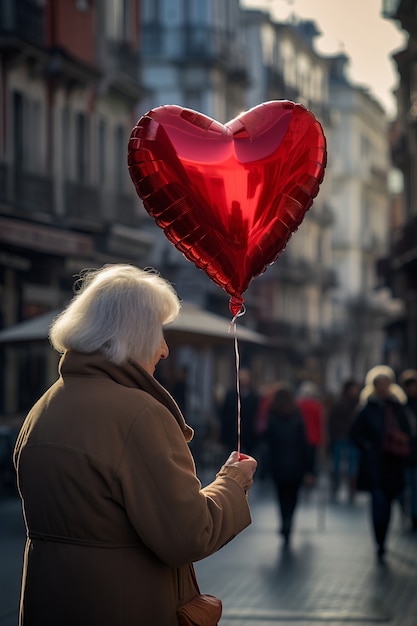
[296, 381, 325, 478]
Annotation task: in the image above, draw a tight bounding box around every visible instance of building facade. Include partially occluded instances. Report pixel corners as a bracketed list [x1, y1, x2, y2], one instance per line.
[382, 0, 417, 369]
[244, 11, 337, 388]
[0, 0, 148, 415]
[0, 0, 402, 423]
[326, 53, 402, 386]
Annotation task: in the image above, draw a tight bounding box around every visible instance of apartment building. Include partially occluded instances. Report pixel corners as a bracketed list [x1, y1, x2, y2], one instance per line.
[382, 0, 417, 369]
[326, 53, 402, 385]
[243, 10, 336, 388]
[0, 0, 147, 414]
[0, 0, 400, 419]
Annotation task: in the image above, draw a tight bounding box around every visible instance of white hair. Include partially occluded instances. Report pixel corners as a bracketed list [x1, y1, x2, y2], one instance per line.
[359, 365, 407, 406]
[49, 264, 180, 365]
[364, 365, 395, 387]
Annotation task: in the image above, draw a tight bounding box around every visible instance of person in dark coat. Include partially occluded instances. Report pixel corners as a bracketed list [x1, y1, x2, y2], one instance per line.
[327, 379, 360, 501]
[266, 383, 312, 545]
[350, 366, 410, 564]
[220, 367, 260, 456]
[399, 369, 417, 530]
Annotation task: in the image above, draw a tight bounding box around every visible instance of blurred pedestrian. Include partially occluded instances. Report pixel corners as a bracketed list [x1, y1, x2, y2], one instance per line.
[220, 367, 260, 456]
[252, 381, 282, 480]
[266, 383, 312, 545]
[351, 365, 410, 564]
[399, 369, 417, 531]
[327, 379, 360, 502]
[296, 381, 324, 478]
[13, 264, 257, 626]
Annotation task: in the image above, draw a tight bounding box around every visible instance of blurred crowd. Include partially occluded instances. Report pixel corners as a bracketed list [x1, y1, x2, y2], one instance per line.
[214, 365, 417, 563]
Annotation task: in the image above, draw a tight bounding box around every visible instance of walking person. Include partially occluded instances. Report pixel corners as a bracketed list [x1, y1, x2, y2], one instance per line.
[350, 366, 410, 564]
[13, 264, 257, 626]
[265, 383, 312, 546]
[296, 381, 324, 479]
[327, 379, 360, 502]
[399, 369, 417, 531]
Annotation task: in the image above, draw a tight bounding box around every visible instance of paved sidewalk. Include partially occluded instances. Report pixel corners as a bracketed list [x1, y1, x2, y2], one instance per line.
[2, 477, 417, 625]
[196, 477, 417, 625]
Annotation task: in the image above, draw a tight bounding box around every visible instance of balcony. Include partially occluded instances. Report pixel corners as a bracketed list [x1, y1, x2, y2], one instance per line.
[64, 182, 102, 231]
[309, 202, 334, 227]
[319, 267, 338, 289]
[14, 171, 53, 218]
[0, 163, 53, 220]
[392, 214, 417, 270]
[270, 253, 316, 285]
[258, 318, 328, 355]
[107, 41, 140, 83]
[141, 24, 248, 79]
[0, 0, 45, 48]
[100, 190, 142, 228]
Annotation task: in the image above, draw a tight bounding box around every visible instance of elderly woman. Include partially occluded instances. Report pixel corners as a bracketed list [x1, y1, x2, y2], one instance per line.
[13, 264, 257, 626]
[350, 366, 410, 564]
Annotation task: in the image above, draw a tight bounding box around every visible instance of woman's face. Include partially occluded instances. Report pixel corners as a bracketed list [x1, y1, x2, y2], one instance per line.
[144, 336, 169, 376]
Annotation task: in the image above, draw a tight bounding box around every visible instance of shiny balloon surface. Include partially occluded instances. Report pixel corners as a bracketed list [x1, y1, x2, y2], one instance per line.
[128, 101, 327, 315]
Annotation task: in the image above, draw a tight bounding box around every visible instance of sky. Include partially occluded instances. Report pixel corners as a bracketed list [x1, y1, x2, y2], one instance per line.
[241, 0, 407, 117]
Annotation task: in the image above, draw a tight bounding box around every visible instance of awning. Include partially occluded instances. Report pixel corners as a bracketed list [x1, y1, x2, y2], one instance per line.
[0, 303, 267, 346]
[165, 303, 267, 346]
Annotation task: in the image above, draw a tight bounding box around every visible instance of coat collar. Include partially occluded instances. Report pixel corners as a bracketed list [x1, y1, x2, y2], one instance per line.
[58, 350, 194, 442]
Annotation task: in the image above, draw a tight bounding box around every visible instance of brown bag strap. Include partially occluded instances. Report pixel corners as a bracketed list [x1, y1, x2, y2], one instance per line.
[189, 564, 201, 595]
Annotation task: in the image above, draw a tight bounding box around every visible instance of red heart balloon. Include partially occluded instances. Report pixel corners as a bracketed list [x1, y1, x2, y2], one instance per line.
[128, 101, 326, 316]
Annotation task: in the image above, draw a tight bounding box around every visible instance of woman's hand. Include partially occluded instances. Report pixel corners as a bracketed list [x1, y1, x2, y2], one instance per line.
[223, 451, 258, 492]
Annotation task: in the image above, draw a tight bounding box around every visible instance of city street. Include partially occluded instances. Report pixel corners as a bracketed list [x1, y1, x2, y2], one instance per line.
[2, 477, 417, 625]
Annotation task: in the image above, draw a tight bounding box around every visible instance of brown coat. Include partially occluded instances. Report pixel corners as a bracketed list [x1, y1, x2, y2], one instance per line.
[14, 351, 251, 626]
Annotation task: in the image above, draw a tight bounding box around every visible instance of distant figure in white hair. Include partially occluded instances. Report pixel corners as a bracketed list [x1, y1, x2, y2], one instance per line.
[350, 365, 410, 565]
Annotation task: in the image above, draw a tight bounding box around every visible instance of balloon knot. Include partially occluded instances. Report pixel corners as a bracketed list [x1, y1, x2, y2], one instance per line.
[229, 297, 246, 326]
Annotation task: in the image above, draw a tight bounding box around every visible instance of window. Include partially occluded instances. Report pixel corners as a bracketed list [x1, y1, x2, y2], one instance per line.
[114, 125, 125, 192]
[107, 0, 131, 41]
[13, 92, 26, 170]
[13, 93, 45, 173]
[29, 100, 42, 173]
[75, 112, 89, 183]
[360, 134, 372, 159]
[98, 118, 107, 184]
[62, 105, 70, 178]
[184, 90, 202, 112]
[142, 0, 161, 22]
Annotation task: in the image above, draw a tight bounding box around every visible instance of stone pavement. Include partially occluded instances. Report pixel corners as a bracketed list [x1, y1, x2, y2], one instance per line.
[196, 476, 417, 626]
[1, 476, 417, 625]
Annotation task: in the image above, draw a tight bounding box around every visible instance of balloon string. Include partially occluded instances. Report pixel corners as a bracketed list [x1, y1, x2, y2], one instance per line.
[233, 324, 241, 456]
[228, 306, 246, 456]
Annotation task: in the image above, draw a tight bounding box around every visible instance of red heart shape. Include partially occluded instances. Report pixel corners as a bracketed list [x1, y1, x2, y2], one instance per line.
[128, 101, 326, 315]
